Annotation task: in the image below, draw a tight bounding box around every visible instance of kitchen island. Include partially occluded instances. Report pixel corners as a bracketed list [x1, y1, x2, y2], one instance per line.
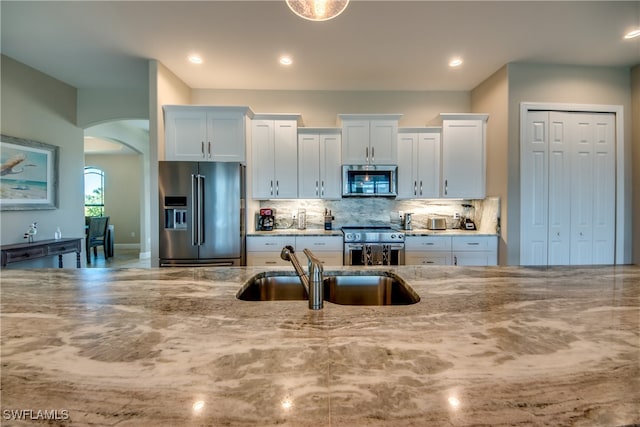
[1, 265, 638, 426]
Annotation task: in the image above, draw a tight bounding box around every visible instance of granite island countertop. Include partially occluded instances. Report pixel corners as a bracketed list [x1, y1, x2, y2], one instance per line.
[1, 265, 638, 426]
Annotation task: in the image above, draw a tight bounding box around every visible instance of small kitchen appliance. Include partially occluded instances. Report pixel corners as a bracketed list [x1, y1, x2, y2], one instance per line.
[297, 208, 306, 230]
[257, 208, 275, 231]
[324, 209, 334, 230]
[403, 213, 413, 230]
[428, 217, 447, 230]
[342, 165, 397, 197]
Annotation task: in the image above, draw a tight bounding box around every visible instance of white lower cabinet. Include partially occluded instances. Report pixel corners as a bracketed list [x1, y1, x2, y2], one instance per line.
[405, 235, 498, 266]
[295, 236, 343, 266]
[452, 236, 498, 266]
[246, 235, 343, 266]
[246, 235, 296, 267]
[405, 236, 452, 265]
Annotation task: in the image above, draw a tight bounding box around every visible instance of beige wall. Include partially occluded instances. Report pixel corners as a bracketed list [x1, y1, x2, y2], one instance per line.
[84, 154, 142, 245]
[149, 60, 191, 266]
[191, 89, 470, 127]
[632, 65, 640, 265]
[0, 55, 85, 267]
[506, 63, 632, 265]
[470, 66, 509, 264]
[77, 88, 149, 128]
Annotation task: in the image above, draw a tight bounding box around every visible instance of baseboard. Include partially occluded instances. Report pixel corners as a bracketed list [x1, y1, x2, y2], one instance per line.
[138, 251, 151, 260]
[114, 243, 140, 250]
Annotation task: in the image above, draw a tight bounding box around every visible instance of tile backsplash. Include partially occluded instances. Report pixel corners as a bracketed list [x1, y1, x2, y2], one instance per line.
[259, 197, 500, 234]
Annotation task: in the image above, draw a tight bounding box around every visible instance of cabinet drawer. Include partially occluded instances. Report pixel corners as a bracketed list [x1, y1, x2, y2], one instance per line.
[295, 236, 343, 252]
[47, 241, 79, 256]
[406, 252, 451, 266]
[4, 246, 46, 263]
[452, 236, 497, 251]
[315, 252, 343, 266]
[246, 252, 291, 267]
[405, 236, 451, 251]
[246, 236, 295, 252]
[453, 252, 496, 266]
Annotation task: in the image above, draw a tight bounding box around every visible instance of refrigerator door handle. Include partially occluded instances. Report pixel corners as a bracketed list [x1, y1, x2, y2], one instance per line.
[198, 174, 205, 245]
[191, 174, 198, 246]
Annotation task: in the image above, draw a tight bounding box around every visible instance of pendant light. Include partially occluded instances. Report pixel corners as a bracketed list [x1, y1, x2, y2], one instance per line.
[285, 0, 349, 22]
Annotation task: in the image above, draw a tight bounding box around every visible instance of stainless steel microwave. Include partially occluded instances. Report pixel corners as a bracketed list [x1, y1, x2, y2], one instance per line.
[342, 165, 397, 197]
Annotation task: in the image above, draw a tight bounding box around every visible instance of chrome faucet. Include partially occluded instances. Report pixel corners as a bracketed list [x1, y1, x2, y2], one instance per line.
[280, 245, 324, 310]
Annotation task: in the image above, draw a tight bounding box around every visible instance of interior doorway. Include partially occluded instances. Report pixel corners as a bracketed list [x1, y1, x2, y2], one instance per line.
[84, 120, 151, 262]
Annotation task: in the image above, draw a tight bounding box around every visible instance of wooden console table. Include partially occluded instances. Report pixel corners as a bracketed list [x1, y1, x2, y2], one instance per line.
[1, 238, 82, 268]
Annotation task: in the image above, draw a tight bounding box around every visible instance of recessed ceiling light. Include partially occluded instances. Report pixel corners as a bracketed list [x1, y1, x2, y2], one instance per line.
[188, 55, 203, 64]
[624, 29, 640, 39]
[279, 55, 293, 66]
[449, 58, 463, 68]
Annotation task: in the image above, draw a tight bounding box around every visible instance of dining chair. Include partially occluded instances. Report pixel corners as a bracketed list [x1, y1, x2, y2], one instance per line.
[86, 216, 110, 264]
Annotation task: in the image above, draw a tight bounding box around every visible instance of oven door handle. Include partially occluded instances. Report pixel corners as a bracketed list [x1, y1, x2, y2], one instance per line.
[345, 243, 364, 250]
[385, 243, 405, 250]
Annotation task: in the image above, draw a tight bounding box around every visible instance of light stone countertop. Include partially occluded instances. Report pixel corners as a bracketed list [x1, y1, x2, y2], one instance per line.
[1, 265, 638, 426]
[248, 229, 343, 237]
[247, 228, 499, 237]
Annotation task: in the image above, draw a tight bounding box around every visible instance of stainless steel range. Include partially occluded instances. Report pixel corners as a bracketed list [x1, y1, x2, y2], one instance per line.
[342, 226, 405, 266]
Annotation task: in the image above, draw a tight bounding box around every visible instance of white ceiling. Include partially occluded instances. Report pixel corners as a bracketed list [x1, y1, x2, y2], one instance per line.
[2, 1, 639, 92]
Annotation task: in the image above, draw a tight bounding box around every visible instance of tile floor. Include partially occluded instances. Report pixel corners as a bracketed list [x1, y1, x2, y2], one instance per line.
[85, 247, 150, 268]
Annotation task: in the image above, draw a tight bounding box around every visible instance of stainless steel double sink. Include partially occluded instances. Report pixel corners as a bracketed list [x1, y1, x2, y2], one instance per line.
[237, 271, 420, 306]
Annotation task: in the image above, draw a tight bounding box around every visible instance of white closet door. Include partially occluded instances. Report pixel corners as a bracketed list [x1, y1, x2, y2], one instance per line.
[591, 114, 615, 263]
[547, 112, 571, 265]
[570, 113, 615, 264]
[521, 110, 616, 266]
[520, 111, 549, 265]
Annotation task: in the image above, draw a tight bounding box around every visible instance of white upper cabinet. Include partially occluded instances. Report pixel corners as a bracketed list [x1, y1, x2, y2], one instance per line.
[251, 115, 300, 199]
[397, 128, 441, 199]
[298, 129, 342, 199]
[339, 114, 401, 165]
[441, 114, 488, 199]
[163, 106, 249, 162]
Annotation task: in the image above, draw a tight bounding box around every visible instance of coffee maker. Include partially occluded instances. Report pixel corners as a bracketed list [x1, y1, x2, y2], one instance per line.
[256, 208, 275, 231]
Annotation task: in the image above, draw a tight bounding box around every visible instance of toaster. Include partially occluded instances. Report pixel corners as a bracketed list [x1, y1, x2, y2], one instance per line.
[427, 217, 447, 230]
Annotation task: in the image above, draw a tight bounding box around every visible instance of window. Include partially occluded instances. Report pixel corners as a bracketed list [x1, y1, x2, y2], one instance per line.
[84, 166, 105, 217]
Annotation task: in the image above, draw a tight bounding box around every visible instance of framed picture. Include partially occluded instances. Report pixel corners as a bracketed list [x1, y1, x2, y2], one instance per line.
[0, 134, 59, 210]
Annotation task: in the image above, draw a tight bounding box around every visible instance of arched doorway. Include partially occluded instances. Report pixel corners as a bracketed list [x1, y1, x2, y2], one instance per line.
[84, 120, 151, 263]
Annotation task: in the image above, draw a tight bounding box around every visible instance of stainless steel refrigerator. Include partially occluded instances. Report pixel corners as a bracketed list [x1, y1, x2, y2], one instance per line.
[159, 161, 245, 266]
